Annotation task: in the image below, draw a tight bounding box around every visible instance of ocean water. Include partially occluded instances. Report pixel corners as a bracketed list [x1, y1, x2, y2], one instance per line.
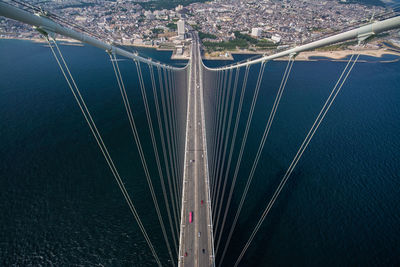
[0, 39, 399, 266]
[204, 55, 400, 266]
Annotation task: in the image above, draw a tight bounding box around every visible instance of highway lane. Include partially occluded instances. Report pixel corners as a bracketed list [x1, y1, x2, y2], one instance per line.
[178, 32, 215, 267]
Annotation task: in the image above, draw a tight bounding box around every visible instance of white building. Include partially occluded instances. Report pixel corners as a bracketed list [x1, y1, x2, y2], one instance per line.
[176, 45, 183, 55]
[177, 19, 185, 39]
[176, 5, 183, 12]
[251, 27, 262, 38]
[271, 34, 281, 43]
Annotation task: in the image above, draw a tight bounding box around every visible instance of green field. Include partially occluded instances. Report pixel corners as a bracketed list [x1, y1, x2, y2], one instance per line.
[202, 31, 277, 52]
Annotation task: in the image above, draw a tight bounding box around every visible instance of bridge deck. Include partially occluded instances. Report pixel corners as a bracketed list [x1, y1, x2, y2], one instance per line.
[178, 32, 215, 267]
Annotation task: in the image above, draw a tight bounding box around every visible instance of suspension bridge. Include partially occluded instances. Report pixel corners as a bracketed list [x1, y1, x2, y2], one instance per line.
[1, 0, 400, 266]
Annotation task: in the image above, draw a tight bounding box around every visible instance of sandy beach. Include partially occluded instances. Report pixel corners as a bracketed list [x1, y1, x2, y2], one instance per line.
[202, 46, 400, 61]
[281, 48, 400, 61]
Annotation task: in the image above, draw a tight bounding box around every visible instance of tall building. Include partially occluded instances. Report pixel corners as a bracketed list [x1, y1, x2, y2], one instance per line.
[177, 19, 185, 39]
[175, 5, 183, 12]
[251, 27, 262, 38]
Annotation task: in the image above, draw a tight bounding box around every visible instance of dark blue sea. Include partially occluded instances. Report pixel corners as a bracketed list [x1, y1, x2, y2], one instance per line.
[0, 39, 399, 266]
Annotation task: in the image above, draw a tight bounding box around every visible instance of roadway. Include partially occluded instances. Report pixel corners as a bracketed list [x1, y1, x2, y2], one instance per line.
[178, 31, 215, 267]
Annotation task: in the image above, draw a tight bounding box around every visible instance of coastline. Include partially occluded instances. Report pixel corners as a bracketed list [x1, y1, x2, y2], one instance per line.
[276, 49, 400, 61]
[204, 47, 400, 61]
[2, 36, 400, 61]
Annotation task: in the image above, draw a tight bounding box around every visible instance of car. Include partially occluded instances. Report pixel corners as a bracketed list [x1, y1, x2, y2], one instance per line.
[198, 232, 201, 237]
[201, 200, 204, 205]
[189, 211, 193, 223]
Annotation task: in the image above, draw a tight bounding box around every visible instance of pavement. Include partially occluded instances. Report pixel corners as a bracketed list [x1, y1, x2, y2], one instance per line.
[178, 32, 215, 267]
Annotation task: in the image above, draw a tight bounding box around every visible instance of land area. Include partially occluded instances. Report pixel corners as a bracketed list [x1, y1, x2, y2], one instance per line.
[1, 0, 400, 60]
[278, 47, 400, 61]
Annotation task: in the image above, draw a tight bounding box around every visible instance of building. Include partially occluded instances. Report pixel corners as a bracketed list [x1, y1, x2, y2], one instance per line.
[176, 5, 183, 12]
[176, 45, 183, 55]
[271, 34, 281, 43]
[177, 19, 185, 39]
[251, 27, 262, 38]
[144, 10, 155, 20]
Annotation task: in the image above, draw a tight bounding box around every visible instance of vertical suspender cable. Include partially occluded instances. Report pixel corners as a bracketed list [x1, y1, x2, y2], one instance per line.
[157, 66, 181, 234]
[210, 70, 222, 197]
[46, 38, 161, 266]
[168, 69, 179, 187]
[205, 68, 216, 195]
[215, 65, 249, 252]
[212, 69, 228, 201]
[131, 59, 176, 266]
[169, 68, 182, 211]
[112, 54, 173, 265]
[233, 53, 360, 267]
[171, 70, 183, 199]
[217, 61, 266, 259]
[162, 68, 180, 213]
[147, 63, 179, 256]
[210, 70, 223, 196]
[219, 57, 294, 266]
[213, 66, 240, 234]
[213, 68, 234, 221]
[170, 70, 183, 202]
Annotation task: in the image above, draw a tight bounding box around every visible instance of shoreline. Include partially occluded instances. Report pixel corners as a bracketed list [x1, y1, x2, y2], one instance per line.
[2, 36, 400, 61]
[203, 48, 400, 61]
[276, 49, 400, 61]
